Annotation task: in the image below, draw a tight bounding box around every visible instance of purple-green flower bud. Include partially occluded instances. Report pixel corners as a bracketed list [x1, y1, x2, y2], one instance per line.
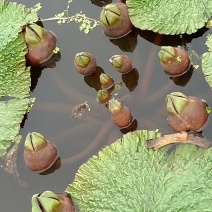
[74, 52, 90, 68]
[74, 52, 97, 75]
[24, 132, 58, 172]
[109, 54, 132, 73]
[99, 3, 133, 38]
[97, 89, 111, 104]
[32, 191, 62, 212]
[24, 24, 57, 66]
[166, 92, 210, 132]
[25, 24, 45, 46]
[100, 73, 114, 89]
[100, 4, 121, 26]
[24, 132, 47, 152]
[158, 46, 190, 76]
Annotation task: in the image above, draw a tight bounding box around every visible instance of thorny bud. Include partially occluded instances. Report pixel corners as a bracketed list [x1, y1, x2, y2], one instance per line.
[99, 3, 133, 38]
[100, 4, 121, 26]
[100, 73, 114, 89]
[158, 46, 190, 76]
[108, 99, 133, 128]
[74, 52, 97, 75]
[74, 52, 90, 67]
[24, 23, 57, 66]
[24, 132, 47, 152]
[97, 89, 111, 104]
[109, 54, 133, 73]
[24, 132, 58, 172]
[166, 92, 210, 132]
[32, 191, 75, 212]
[25, 24, 45, 46]
[32, 191, 62, 212]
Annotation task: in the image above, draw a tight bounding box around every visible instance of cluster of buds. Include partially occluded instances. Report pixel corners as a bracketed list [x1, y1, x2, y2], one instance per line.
[74, 50, 135, 129]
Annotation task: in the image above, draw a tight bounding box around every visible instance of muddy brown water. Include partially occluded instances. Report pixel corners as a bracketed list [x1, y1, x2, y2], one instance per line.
[1, 0, 212, 211]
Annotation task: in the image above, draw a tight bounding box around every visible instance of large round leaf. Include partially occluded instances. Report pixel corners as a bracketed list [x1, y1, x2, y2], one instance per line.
[126, 0, 212, 35]
[66, 130, 212, 211]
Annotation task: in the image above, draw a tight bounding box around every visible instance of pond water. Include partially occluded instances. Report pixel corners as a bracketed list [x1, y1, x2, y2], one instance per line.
[1, 0, 212, 211]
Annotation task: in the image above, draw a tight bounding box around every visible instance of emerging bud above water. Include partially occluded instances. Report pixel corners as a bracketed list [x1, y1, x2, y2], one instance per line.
[158, 46, 190, 76]
[99, 3, 133, 38]
[97, 89, 111, 104]
[100, 73, 114, 89]
[74, 52, 97, 75]
[166, 92, 210, 132]
[109, 54, 133, 74]
[31, 191, 74, 212]
[108, 99, 133, 128]
[24, 132, 58, 172]
[24, 24, 57, 66]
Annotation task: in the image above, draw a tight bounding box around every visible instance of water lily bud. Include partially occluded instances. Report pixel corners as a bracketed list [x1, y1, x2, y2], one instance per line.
[166, 92, 210, 132]
[24, 24, 57, 66]
[74, 52, 97, 75]
[97, 89, 111, 104]
[109, 54, 133, 73]
[158, 46, 190, 76]
[100, 73, 114, 89]
[108, 99, 133, 128]
[99, 3, 133, 38]
[24, 132, 58, 172]
[32, 191, 74, 212]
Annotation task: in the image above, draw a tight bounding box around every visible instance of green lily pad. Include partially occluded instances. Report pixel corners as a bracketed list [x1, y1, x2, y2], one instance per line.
[0, 34, 31, 98]
[0, 1, 38, 155]
[202, 34, 212, 90]
[66, 130, 212, 211]
[126, 0, 212, 35]
[0, 98, 35, 158]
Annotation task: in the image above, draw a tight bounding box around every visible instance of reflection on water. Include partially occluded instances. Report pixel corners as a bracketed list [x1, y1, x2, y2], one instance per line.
[2, 0, 212, 211]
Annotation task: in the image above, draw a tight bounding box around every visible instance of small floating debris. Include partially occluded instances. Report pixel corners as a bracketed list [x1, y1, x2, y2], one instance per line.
[71, 101, 90, 119]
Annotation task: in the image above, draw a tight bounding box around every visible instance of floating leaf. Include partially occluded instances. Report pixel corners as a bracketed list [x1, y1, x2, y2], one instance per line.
[202, 34, 212, 90]
[0, 34, 31, 98]
[0, 98, 35, 158]
[126, 0, 212, 35]
[66, 130, 212, 211]
[0, 2, 37, 158]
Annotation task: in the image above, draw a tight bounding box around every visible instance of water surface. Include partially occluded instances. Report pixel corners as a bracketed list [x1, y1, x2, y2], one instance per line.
[1, 0, 212, 211]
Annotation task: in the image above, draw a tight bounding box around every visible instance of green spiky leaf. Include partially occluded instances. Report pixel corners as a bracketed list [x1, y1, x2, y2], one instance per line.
[0, 1, 38, 156]
[66, 130, 212, 211]
[202, 33, 212, 90]
[0, 98, 35, 158]
[126, 0, 212, 35]
[0, 34, 31, 98]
